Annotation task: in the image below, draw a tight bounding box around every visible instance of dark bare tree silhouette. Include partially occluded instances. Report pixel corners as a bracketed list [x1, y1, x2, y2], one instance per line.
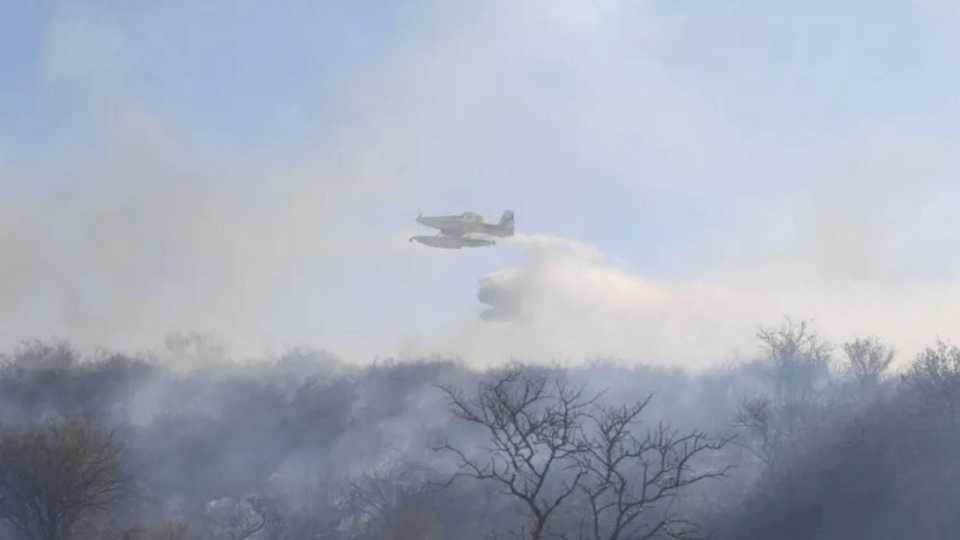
[436, 366, 597, 540]
[0, 417, 129, 540]
[436, 366, 731, 540]
[841, 337, 894, 390]
[577, 399, 734, 540]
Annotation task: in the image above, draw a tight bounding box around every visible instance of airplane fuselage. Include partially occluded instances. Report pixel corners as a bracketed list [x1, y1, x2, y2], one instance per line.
[415, 210, 514, 238]
[416, 214, 481, 237]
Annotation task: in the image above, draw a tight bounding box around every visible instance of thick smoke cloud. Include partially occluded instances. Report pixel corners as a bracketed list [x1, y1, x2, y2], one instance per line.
[456, 233, 960, 370]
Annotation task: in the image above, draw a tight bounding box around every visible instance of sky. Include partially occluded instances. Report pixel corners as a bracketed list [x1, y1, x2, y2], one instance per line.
[2, 1, 960, 369]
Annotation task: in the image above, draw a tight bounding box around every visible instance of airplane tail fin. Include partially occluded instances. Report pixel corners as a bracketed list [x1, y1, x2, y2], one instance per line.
[499, 210, 515, 235]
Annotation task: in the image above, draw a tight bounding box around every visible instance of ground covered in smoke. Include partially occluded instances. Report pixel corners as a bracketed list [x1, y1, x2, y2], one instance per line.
[3, 324, 960, 539]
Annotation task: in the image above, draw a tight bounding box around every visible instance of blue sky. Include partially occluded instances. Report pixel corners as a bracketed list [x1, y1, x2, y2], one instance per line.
[1, 2, 401, 159]
[3, 1, 960, 366]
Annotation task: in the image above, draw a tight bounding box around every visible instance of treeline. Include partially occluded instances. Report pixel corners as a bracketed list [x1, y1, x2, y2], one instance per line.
[1, 322, 959, 539]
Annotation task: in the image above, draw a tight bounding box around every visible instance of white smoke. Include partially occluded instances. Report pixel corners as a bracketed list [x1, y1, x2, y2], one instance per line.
[413, 233, 960, 371]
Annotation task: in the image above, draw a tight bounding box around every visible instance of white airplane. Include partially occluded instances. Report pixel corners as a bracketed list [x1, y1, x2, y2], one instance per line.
[410, 210, 514, 249]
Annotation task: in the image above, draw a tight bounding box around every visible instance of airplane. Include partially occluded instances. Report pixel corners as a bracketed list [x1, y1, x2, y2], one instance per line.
[410, 209, 514, 249]
[416, 210, 514, 238]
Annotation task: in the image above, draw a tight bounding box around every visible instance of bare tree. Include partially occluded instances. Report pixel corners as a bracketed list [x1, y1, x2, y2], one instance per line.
[577, 400, 733, 540]
[756, 319, 832, 406]
[4, 339, 79, 371]
[435, 366, 597, 540]
[841, 337, 894, 389]
[202, 496, 268, 540]
[737, 320, 832, 468]
[906, 340, 960, 426]
[0, 417, 129, 540]
[436, 366, 730, 540]
[733, 396, 780, 467]
[341, 463, 442, 540]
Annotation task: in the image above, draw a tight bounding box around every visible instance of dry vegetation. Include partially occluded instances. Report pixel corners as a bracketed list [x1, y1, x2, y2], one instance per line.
[1, 321, 958, 539]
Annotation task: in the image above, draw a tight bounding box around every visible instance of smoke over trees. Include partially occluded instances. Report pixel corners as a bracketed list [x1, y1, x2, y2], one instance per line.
[1, 322, 959, 539]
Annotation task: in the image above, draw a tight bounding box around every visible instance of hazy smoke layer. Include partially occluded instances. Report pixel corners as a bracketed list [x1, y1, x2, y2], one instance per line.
[5, 1, 960, 370]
